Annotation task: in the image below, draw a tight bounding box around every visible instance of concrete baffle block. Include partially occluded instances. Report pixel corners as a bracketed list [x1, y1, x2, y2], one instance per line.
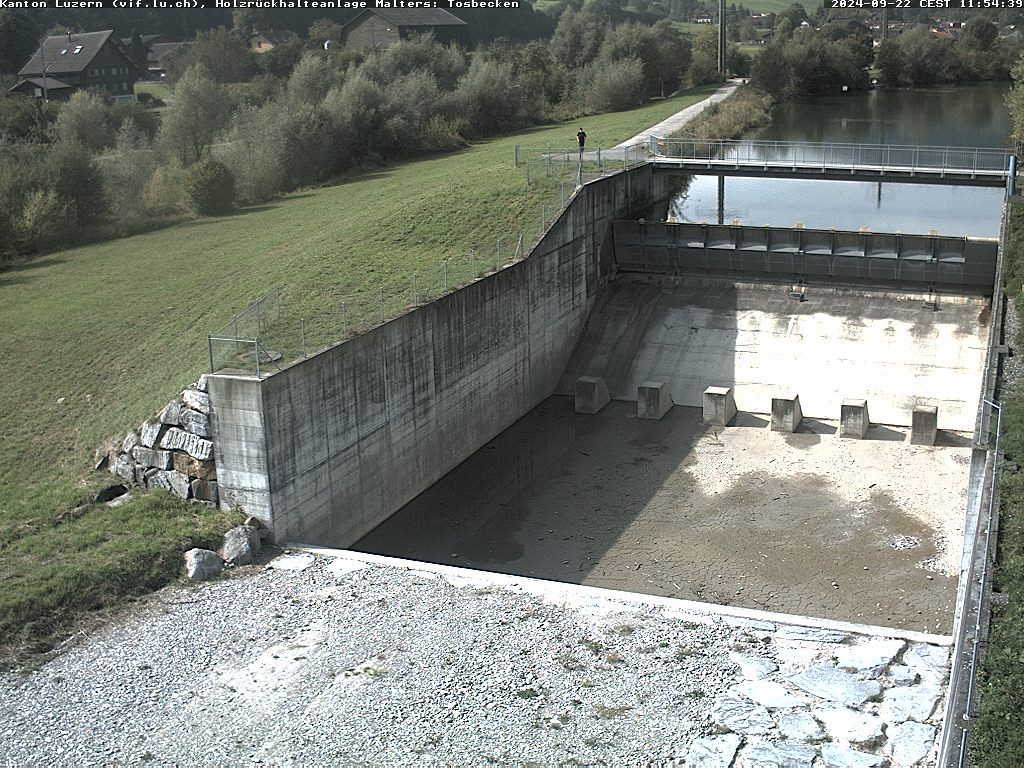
[911, 405, 938, 446]
[637, 381, 673, 420]
[575, 376, 611, 415]
[840, 399, 870, 439]
[771, 394, 803, 433]
[703, 386, 737, 426]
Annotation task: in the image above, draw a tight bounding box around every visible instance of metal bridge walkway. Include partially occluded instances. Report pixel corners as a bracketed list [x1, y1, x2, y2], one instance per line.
[649, 137, 1015, 187]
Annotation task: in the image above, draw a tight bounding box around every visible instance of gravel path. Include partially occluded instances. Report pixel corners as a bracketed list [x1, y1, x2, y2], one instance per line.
[613, 81, 740, 150]
[0, 551, 949, 767]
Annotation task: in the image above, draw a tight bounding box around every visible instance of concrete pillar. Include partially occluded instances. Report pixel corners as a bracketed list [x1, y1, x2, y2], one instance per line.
[703, 386, 737, 426]
[840, 399, 870, 439]
[771, 394, 803, 433]
[575, 376, 610, 415]
[911, 405, 938, 446]
[638, 381, 673, 420]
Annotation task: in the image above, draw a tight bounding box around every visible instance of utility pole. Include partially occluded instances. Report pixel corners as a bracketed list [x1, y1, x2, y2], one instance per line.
[718, 0, 727, 77]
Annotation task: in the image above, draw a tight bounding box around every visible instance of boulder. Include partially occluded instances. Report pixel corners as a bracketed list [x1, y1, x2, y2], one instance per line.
[729, 651, 778, 680]
[160, 428, 213, 461]
[221, 525, 261, 566]
[887, 665, 919, 687]
[113, 453, 135, 482]
[149, 470, 191, 499]
[94, 436, 121, 472]
[790, 666, 882, 708]
[812, 706, 885, 748]
[736, 742, 815, 768]
[819, 743, 886, 768]
[190, 479, 218, 504]
[133, 465, 148, 486]
[132, 446, 173, 470]
[710, 696, 773, 735]
[684, 734, 742, 768]
[177, 408, 211, 438]
[93, 484, 127, 503]
[777, 711, 825, 741]
[776, 627, 849, 643]
[121, 432, 139, 454]
[182, 388, 211, 414]
[140, 420, 164, 449]
[194, 373, 210, 393]
[886, 721, 937, 766]
[834, 638, 906, 679]
[184, 548, 222, 581]
[172, 453, 217, 481]
[734, 679, 809, 708]
[159, 400, 183, 426]
[902, 644, 950, 681]
[879, 683, 942, 723]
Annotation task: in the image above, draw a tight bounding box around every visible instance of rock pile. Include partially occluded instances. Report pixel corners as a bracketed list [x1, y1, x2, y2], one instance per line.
[184, 518, 271, 581]
[97, 375, 218, 505]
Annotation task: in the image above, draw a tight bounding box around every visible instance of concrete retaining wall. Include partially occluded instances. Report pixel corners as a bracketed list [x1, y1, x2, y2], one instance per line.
[209, 166, 667, 544]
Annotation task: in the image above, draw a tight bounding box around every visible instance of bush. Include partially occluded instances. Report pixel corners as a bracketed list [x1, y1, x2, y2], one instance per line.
[142, 164, 186, 217]
[17, 189, 75, 252]
[184, 158, 236, 215]
[452, 58, 523, 137]
[577, 57, 645, 113]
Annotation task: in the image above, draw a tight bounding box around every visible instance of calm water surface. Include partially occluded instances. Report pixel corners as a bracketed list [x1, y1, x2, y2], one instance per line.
[669, 83, 1009, 237]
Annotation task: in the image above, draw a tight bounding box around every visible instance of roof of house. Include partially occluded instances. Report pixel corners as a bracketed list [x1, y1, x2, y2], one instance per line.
[341, 8, 467, 31]
[19, 30, 138, 77]
[249, 30, 298, 44]
[8, 76, 73, 93]
[148, 42, 184, 65]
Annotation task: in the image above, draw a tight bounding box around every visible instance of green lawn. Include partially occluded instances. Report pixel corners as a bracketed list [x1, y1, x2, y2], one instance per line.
[133, 80, 172, 101]
[0, 86, 722, 660]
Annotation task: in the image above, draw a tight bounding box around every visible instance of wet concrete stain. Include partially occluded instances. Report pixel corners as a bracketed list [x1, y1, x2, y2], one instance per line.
[352, 397, 957, 634]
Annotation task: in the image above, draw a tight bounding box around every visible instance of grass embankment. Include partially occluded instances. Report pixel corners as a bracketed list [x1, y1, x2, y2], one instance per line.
[0, 87, 720, 662]
[670, 86, 773, 141]
[972, 203, 1024, 765]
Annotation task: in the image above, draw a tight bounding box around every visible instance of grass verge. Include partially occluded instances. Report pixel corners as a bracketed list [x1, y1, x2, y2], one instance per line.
[972, 202, 1024, 764]
[0, 86, 720, 663]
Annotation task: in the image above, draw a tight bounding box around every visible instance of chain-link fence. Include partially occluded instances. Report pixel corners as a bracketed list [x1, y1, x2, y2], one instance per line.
[206, 142, 650, 376]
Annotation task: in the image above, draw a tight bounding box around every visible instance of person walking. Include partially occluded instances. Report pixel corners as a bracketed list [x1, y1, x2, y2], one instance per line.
[577, 128, 586, 154]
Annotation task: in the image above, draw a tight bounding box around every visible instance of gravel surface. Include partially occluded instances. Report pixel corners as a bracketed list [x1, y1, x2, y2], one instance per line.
[0, 552, 949, 768]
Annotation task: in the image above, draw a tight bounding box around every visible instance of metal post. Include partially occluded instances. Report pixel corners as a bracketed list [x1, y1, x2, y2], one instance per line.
[342, 302, 348, 337]
[471, 249, 476, 277]
[412, 272, 418, 304]
[255, 301, 261, 336]
[301, 318, 307, 358]
[208, 335, 214, 374]
[232, 315, 239, 352]
[496, 239, 501, 269]
[561, 182, 565, 210]
[515, 144, 520, 168]
[254, 338, 261, 378]
[598, 147, 602, 168]
[380, 286, 385, 323]
[444, 260, 449, 291]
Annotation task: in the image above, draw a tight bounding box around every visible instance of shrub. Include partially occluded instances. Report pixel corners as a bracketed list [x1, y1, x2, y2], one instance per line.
[577, 57, 645, 113]
[184, 158, 236, 215]
[452, 58, 523, 137]
[142, 164, 186, 217]
[17, 189, 75, 252]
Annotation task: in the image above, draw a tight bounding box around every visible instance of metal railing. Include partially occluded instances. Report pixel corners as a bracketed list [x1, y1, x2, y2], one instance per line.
[650, 137, 1013, 177]
[515, 143, 649, 185]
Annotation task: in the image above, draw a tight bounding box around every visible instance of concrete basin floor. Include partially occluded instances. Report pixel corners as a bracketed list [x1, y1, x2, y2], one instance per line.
[352, 397, 969, 634]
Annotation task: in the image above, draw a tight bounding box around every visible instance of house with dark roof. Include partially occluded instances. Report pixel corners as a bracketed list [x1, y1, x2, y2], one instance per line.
[340, 9, 468, 50]
[10, 30, 146, 101]
[119, 32, 183, 78]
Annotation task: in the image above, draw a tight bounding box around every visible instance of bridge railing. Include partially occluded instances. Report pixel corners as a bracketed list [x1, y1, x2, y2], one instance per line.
[650, 137, 1012, 175]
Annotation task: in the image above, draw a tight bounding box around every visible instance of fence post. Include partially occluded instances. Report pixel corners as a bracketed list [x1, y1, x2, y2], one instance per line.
[471, 249, 476, 278]
[232, 315, 239, 352]
[380, 286, 385, 323]
[515, 144, 520, 168]
[301, 318, 307, 358]
[412, 272, 418, 304]
[598, 147, 602, 168]
[517, 231, 524, 259]
[208, 335, 214, 374]
[255, 301, 261, 336]
[254, 338, 261, 379]
[342, 302, 348, 337]
[494, 240, 500, 271]
[444, 260, 449, 291]
[561, 182, 565, 209]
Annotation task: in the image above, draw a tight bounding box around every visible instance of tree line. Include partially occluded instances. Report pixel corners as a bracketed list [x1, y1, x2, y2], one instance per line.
[0, 16, 714, 264]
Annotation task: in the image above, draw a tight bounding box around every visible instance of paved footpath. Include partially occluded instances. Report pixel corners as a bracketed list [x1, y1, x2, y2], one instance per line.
[614, 80, 740, 151]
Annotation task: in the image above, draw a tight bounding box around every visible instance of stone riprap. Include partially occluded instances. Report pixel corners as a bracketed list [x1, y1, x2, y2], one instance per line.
[0, 552, 951, 766]
[99, 377, 219, 505]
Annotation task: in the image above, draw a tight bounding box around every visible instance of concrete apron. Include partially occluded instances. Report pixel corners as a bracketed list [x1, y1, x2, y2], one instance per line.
[296, 545, 953, 647]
